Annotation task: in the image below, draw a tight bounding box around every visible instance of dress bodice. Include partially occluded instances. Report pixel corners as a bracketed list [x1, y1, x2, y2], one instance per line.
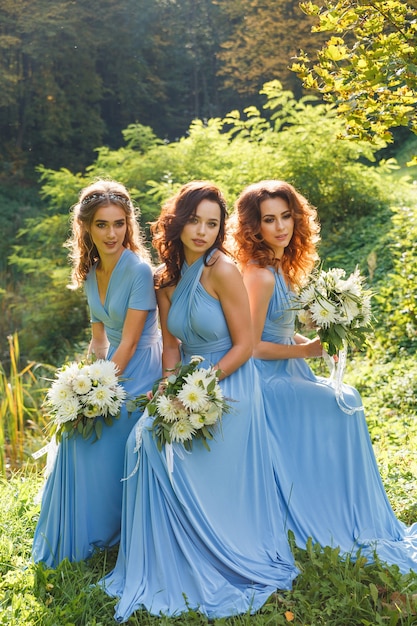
[168, 255, 232, 361]
[261, 267, 297, 343]
[85, 248, 159, 349]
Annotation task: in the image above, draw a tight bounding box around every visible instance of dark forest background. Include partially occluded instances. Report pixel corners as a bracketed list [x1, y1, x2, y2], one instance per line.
[0, 0, 320, 178]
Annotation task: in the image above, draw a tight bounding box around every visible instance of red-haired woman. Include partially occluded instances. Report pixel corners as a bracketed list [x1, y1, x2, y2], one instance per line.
[231, 179, 417, 573]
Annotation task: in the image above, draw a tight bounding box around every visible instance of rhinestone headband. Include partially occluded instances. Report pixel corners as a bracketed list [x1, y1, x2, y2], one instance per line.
[81, 192, 130, 206]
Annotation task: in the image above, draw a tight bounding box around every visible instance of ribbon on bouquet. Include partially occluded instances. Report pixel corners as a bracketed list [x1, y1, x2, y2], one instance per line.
[31, 436, 59, 503]
[121, 409, 184, 484]
[322, 345, 364, 415]
[121, 407, 149, 481]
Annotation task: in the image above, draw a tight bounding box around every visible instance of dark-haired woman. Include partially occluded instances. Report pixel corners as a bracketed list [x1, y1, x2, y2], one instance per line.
[32, 180, 162, 567]
[100, 180, 297, 621]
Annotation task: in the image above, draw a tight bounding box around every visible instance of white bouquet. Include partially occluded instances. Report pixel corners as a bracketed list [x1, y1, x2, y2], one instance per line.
[296, 266, 373, 356]
[45, 359, 126, 441]
[132, 355, 231, 452]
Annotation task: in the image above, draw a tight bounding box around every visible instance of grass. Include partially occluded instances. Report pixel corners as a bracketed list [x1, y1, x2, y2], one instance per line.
[1, 353, 417, 625]
[1, 469, 417, 625]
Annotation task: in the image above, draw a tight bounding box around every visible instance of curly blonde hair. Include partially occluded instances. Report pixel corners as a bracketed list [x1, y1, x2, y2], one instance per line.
[66, 179, 151, 289]
[229, 180, 320, 288]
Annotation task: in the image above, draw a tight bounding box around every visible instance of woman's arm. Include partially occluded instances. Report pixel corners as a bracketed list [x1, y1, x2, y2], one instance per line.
[243, 265, 323, 360]
[156, 286, 181, 376]
[209, 254, 253, 379]
[88, 322, 109, 360]
[109, 308, 149, 375]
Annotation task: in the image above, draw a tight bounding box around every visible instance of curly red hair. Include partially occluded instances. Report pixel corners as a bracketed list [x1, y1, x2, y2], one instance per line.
[229, 180, 320, 288]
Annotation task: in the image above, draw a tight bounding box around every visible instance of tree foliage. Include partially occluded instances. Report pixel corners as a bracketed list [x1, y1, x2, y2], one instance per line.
[7, 82, 409, 363]
[216, 0, 324, 97]
[0, 0, 229, 175]
[292, 0, 417, 152]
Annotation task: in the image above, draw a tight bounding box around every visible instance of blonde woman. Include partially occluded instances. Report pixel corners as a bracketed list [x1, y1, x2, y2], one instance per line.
[32, 180, 161, 567]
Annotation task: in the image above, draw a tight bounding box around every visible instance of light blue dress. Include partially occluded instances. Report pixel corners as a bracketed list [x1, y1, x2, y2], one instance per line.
[255, 267, 417, 572]
[100, 254, 298, 621]
[32, 249, 162, 567]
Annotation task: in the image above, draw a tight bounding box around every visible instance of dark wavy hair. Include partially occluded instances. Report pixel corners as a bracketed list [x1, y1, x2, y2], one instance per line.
[229, 180, 320, 288]
[151, 181, 229, 288]
[66, 179, 151, 288]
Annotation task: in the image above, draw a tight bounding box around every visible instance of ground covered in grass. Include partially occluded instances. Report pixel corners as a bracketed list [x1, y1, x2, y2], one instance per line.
[2, 359, 417, 626]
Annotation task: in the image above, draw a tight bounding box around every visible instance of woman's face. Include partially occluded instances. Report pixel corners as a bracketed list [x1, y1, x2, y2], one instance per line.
[89, 203, 127, 261]
[259, 196, 294, 259]
[180, 199, 221, 264]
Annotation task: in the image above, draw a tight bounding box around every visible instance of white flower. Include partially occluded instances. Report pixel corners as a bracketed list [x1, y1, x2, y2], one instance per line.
[360, 295, 372, 325]
[170, 418, 196, 443]
[341, 269, 362, 297]
[184, 369, 210, 387]
[47, 382, 73, 406]
[113, 385, 127, 403]
[310, 298, 339, 328]
[177, 382, 208, 411]
[86, 384, 115, 410]
[298, 284, 316, 306]
[189, 355, 205, 365]
[57, 362, 83, 385]
[188, 412, 206, 429]
[210, 383, 224, 404]
[72, 374, 92, 395]
[201, 402, 222, 426]
[89, 360, 119, 386]
[297, 309, 315, 328]
[83, 404, 102, 418]
[341, 297, 360, 324]
[156, 395, 187, 422]
[54, 396, 81, 424]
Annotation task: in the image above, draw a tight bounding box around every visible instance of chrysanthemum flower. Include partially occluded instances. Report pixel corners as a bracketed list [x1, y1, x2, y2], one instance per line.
[170, 418, 196, 442]
[54, 396, 81, 424]
[298, 284, 316, 306]
[89, 360, 119, 386]
[72, 375, 92, 395]
[47, 382, 73, 406]
[188, 412, 206, 429]
[184, 369, 210, 388]
[58, 362, 83, 385]
[341, 297, 360, 324]
[310, 299, 338, 328]
[201, 403, 222, 426]
[83, 404, 102, 418]
[87, 384, 114, 410]
[297, 309, 315, 329]
[156, 395, 185, 422]
[177, 382, 208, 411]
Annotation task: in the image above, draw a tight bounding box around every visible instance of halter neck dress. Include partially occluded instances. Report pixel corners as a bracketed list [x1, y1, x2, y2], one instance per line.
[101, 253, 298, 621]
[255, 267, 417, 572]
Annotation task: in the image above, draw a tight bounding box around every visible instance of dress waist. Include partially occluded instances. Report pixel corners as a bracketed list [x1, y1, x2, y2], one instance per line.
[262, 329, 294, 342]
[181, 337, 232, 356]
[108, 329, 161, 350]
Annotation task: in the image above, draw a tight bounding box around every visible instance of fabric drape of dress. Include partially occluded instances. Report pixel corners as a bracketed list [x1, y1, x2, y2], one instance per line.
[100, 253, 298, 621]
[32, 249, 162, 568]
[255, 267, 417, 572]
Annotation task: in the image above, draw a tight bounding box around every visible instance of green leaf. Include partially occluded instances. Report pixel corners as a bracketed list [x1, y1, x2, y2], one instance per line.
[94, 419, 103, 440]
[369, 582, 379, 605]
